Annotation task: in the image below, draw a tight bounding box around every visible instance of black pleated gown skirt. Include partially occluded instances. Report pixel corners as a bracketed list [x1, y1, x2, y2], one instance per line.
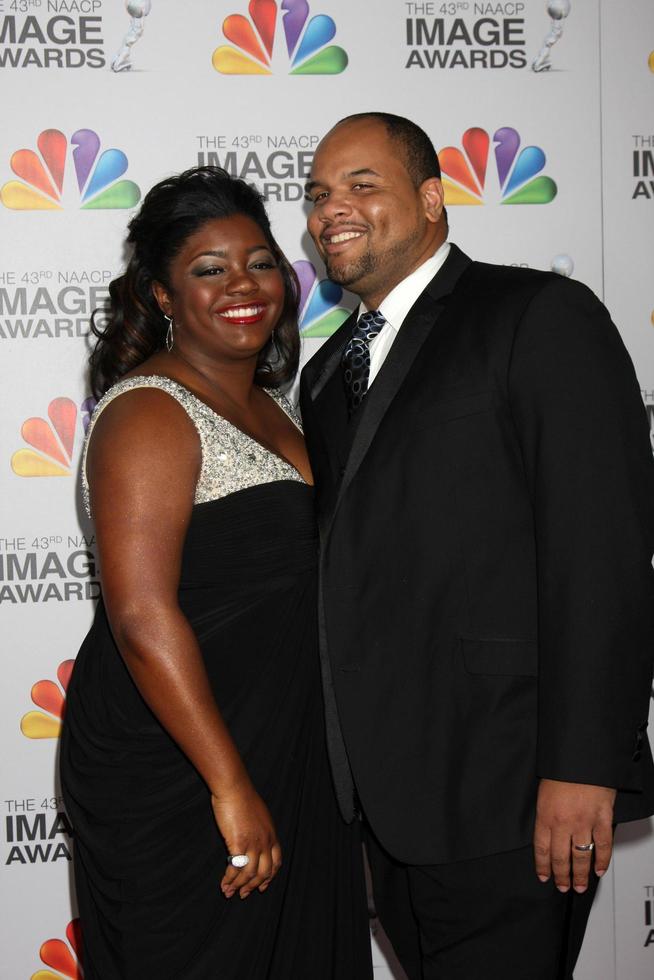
[60, 482, 372, 979]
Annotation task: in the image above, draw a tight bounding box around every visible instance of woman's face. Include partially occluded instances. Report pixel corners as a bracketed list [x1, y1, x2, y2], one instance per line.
[154, 213, 286, 366]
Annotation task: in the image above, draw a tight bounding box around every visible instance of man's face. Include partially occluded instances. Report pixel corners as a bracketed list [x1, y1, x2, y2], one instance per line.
[306, 119, 444, 307]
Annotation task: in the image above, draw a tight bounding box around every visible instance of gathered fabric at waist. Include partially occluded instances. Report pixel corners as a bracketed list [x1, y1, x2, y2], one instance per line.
[179, 481, 317, 593]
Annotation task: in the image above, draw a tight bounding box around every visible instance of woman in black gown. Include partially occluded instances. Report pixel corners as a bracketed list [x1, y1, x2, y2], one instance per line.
[60, 167, 372, 979]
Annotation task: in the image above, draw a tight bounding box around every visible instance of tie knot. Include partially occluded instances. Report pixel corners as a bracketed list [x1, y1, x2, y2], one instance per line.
[353, 309, 385, 342]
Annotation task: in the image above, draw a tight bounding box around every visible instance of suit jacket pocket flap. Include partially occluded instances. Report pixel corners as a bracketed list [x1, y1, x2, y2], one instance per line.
[411, 391, 494, 430]
[462, 638, 537, 676]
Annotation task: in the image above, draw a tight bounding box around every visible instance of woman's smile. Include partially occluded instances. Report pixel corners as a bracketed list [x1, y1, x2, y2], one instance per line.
[216, 302, 269, 324]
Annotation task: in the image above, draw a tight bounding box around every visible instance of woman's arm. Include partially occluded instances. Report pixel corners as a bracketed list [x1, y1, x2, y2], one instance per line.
[87, 387, 281, 899]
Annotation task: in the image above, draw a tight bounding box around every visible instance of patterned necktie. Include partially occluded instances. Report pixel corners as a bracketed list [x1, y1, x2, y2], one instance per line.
[342, 310, 386, 415]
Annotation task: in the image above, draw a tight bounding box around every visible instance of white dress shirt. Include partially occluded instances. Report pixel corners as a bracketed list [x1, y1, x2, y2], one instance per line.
[361, 240, 451, 387]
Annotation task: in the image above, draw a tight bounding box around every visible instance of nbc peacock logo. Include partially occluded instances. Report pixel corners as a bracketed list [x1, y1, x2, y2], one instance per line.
[31, 917, 83, 979]
[294, 260, 352, 337]
[439, 126, 557, 206]
[0, 128, 140, 211]
[213, 0, 348, 75]
[21, 659, 74, 739]
[11, 396, 95, 478]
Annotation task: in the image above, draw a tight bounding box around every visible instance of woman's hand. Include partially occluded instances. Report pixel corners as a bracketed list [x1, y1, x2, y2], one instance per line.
[212, 781, 282, 899]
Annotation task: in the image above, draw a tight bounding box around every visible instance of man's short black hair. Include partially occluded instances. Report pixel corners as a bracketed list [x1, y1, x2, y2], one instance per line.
[336, 112, 442, 187]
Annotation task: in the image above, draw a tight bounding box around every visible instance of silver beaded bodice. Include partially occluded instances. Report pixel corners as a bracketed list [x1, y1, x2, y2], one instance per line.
[81, 375, 305, 517]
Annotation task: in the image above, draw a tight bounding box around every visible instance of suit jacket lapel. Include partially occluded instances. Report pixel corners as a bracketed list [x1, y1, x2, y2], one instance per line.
[328, 244, 473, 529]
[300, 309, 356, 499]
[305, 310, 357, 401]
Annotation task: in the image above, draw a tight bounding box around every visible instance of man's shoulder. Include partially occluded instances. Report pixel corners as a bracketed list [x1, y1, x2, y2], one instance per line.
[460, 259, 599, 313]
[466, 259, 557, 294]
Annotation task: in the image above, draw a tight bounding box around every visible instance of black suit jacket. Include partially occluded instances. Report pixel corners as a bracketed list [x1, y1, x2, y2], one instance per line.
[300, 245, 654, 866]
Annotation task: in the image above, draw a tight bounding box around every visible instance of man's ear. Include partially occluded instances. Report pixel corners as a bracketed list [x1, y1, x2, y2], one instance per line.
[421, 177, 445, 225]
[152, 281, 172, 317]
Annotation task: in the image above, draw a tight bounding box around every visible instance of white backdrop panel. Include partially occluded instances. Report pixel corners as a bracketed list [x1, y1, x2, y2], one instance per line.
[1, 1, 652, 975]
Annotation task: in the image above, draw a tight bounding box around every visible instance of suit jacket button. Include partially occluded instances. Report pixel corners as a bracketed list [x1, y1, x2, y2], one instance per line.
[632, 750, 642, 762]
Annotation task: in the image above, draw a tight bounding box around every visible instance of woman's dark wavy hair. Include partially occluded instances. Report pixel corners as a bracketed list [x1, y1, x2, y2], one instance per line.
[90, 166, 300, 397]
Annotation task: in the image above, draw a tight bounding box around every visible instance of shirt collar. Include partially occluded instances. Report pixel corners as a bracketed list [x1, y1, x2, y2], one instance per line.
[359, 240, 451, 332]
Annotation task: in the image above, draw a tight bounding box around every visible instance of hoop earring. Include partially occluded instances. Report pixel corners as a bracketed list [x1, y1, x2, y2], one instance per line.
[164, 315, 174, 353]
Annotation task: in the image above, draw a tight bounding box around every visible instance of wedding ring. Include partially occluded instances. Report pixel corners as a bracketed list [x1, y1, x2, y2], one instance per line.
[573, 842, 594, 852]
[228, 854, 249, 868]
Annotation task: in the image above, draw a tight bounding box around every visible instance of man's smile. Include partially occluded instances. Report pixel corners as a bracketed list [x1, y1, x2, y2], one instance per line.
[321, 226, 367, 254]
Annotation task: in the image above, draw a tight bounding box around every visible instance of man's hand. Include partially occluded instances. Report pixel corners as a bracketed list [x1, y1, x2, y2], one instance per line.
[533, 779, 616, 893]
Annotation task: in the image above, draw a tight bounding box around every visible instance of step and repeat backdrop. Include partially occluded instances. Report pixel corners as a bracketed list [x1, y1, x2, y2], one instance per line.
[1, 0, 653, 976]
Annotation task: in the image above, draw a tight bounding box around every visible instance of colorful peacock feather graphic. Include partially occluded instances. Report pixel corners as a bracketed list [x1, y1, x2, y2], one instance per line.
[21, 659, 74, 740]
[439, 127, 557, 205]
[213, 0, 348, 75]
[80, 396, 97, 434]
[11, 396, 95, 477]
[294, 260, 352, 337]
[0, 128, 140, 210]
[31, 917, 83, 979]
[12, 397, 78, 477]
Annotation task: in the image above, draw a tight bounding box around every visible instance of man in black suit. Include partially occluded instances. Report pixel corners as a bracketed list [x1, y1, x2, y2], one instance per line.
[300, 112, 654, 979]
